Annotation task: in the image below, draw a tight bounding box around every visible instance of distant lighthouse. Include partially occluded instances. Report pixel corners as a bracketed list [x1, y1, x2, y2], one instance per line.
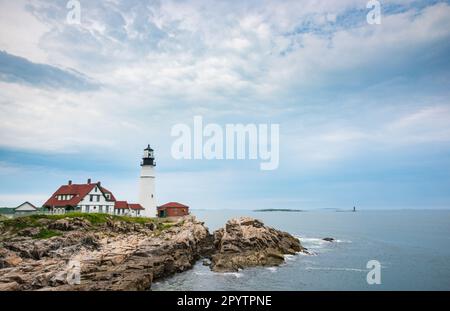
[139, 144, 157, 217]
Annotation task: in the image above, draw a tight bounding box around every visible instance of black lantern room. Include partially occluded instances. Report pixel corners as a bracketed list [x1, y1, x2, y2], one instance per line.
[141, 144, 156, 166]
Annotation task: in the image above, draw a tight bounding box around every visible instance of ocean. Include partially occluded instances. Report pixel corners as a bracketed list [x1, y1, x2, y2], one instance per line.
[152, 209, 450, 291]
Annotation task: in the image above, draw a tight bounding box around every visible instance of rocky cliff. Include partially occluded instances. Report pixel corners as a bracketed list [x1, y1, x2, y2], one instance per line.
[0, 214, 305, 291]
[210, 217, 306, 272]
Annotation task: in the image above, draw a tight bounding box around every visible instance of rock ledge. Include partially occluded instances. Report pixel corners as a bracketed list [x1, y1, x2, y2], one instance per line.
[210, 217, 306, 272]
[0, 215, 305, 290]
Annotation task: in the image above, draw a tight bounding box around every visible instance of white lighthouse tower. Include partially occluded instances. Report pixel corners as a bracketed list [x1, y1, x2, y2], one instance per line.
[139, 144, 157, 217]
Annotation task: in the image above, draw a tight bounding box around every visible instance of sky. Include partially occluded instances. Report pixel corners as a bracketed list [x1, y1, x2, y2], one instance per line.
[0, 0, 450, 210]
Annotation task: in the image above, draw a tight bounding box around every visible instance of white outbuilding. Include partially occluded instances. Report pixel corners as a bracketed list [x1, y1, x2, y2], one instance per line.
[14, 201, 38, 215]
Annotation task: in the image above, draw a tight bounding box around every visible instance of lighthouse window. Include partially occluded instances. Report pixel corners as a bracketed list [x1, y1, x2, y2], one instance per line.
[151, 194, 154, 198]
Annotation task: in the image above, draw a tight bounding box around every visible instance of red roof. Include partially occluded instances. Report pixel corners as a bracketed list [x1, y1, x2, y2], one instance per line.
[43, 182, 116, 208]
[114, 201, 144, 210]
[129, 204, 144, 210]
[158, 202, 189, 209]
[101, 187, 116, 201]
[114, 201, 129, 209]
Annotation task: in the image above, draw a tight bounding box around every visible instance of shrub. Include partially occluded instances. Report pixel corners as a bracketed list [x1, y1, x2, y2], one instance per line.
[34, 228, 62, 239]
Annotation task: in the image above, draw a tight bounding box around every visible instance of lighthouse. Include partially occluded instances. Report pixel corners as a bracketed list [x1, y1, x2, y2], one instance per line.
[139, 144, 157, 217]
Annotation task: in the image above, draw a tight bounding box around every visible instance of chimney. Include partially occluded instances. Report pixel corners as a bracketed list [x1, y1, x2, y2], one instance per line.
[87, 178, 91, 184]
[97, 181, 101, 187]
[68, 180, 72, 185]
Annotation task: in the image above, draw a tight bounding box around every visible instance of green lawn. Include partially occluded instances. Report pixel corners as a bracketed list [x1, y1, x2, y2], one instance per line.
[0, 212, 172, 234]
[33, 228, 62, 239]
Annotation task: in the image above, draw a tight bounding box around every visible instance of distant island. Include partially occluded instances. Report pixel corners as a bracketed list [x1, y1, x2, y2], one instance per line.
[253, 209, 303, 212]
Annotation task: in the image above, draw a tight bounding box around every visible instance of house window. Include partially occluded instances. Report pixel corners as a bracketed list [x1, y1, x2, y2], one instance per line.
[94, 187, 98, 192]
[99, 206, 103, 213]
[86, 206, 90, 213]
[96, 195, 100, 202]
[90, 195, 93, 202]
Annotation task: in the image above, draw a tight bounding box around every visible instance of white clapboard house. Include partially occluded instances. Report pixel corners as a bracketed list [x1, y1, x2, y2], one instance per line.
[42, 179, 144, 216]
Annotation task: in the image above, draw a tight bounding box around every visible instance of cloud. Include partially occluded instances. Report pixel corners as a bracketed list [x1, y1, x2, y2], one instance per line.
[1, 0, 450, 209]
[0, 50, 99, 91]
[0, 194, 49, 207]
[8, 0, 448, 103]
[0, 0, 50, 63]
[283, 104, 450, 171]
[0, 1, 449, 156]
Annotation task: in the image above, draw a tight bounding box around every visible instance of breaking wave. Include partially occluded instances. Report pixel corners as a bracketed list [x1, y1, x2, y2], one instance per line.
[304, 267, 366, 272]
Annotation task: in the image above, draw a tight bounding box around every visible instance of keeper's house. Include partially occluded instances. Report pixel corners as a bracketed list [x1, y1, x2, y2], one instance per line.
[42, 179, 144, 216]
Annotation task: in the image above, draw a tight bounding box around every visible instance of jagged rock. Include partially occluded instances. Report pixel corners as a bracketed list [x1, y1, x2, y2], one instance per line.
[145, 222, 156, 231]
[0, 215, 307, 290]
[80, 234, 100, 249]
[0, 248, 23, 268]
[3, 253, 23, 267]
[0, 216, 212, 291]
[0, 282, 20, 291]
[106, 220, 139, 233]
[210, 217, 306, 272]
[18, 227, 40, 237]
[48, 218, 90, 231]
[322, 237, 335, 242]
